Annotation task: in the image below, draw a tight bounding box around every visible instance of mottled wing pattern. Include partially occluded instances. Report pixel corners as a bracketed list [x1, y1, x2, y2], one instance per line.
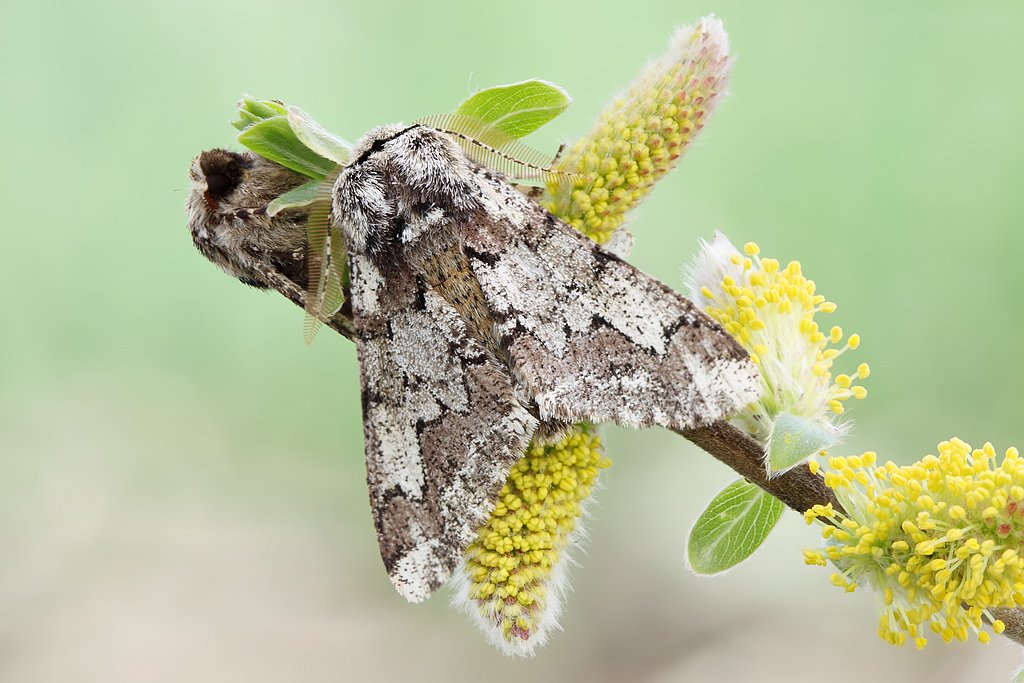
[463, 173, 761, 430]
[348, 250, 539, 603]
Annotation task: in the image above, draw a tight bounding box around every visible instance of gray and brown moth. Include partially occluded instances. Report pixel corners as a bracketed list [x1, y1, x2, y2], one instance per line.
[187, 123, 760, 603]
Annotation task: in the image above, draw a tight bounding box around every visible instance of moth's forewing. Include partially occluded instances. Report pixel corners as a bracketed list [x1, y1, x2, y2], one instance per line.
[460, 183, 761, 429]
[346, 248, 538, 603]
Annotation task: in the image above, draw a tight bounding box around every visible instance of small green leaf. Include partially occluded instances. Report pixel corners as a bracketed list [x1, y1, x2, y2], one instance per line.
[767, 412, 842, 474]
[237, 117, 335, 179]
[267, 179, 326, 216]
[687, 479, 784, 575]
[287, 106, 353, 164]
[232, 95, 288, 131]
[455, 79, 570, 139]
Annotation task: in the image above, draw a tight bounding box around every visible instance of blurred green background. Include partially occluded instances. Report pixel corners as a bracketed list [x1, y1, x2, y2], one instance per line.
[3, 1, 1022, 680]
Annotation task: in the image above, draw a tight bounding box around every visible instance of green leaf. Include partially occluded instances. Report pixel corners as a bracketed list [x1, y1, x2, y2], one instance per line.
[237, 117, 335, 179]
[287, 106, 353, 164]
[266, 179, 326, 216]
[232, 95, 288, 131]
[767, 412, 842, 474]
[455, 79, 570, 139]
[687, 479, 784, 575]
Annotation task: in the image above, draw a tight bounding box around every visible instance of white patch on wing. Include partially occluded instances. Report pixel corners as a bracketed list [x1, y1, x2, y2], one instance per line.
[374, 417, 426, 498]
[350, 254, 387, 312]
[584, 263, 673, 355]
[391, 525, 444, 603]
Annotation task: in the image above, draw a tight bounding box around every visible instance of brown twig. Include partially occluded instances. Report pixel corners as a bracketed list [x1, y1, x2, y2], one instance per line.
[678, 422, 842, 515]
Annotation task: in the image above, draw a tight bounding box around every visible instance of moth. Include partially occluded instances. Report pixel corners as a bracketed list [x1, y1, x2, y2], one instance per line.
[187, 122, 760, 603]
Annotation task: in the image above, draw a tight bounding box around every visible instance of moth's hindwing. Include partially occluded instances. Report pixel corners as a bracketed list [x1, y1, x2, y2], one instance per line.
[462, 172, 761, 431]
[347, 250, 538, 603]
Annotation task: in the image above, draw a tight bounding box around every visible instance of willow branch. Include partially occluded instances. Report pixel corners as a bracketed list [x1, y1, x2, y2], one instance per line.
[265, 277, 1024, 647]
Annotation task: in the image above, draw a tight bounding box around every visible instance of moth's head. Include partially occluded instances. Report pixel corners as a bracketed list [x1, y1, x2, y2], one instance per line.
[187, 149, 308, 287]
[190, 149, 244, 201]
[334, 124, 482, 264]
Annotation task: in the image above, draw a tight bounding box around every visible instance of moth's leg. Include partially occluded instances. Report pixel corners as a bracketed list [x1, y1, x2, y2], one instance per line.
[242, 246, 357, 340]
[551, 142, 566, 165]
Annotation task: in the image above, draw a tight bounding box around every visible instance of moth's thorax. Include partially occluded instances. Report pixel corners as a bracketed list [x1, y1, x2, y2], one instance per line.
[334, 124, 487, 270]
[186, 149, 307, 286]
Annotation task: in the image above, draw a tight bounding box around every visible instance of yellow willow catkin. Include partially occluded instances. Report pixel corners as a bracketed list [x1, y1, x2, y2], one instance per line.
[456, 16, 735, 657]
[688, 235, 868, 445]
[545, 16, 732, 244]
[459, 429, 609, 654]
[805, 440, 1024, 649]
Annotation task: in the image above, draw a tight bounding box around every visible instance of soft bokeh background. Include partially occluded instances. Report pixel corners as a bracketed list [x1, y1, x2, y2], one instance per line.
[3, 1, 1023, 681]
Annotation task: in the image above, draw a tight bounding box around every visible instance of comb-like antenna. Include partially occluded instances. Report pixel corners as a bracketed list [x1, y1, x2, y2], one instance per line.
[415, 112, 576, 185]
[303, 168, 345, 345]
